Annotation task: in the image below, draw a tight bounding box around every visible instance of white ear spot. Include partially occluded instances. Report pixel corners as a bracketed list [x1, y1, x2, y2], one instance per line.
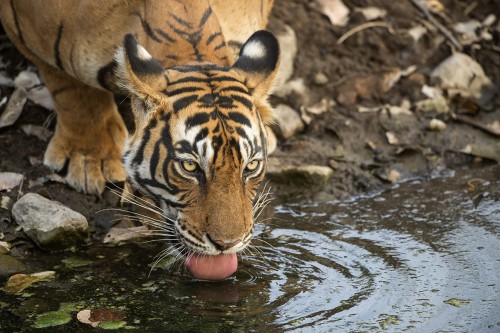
[242, 40, 266, 59]
[137, 45, 153, 60]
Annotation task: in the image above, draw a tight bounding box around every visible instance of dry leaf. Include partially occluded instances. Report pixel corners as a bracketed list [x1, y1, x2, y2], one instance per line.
[103, 226, 151, 244]
[356, 7, 387, 21]
[317, 0, 350, 26]
[27, 86, 54, 110]
[14, 71, 41, 89]
[4, 271, 56, 294]
[386, 132, 399, 145]
[21, 124, 53, 142]
[0, 88, 27, 129]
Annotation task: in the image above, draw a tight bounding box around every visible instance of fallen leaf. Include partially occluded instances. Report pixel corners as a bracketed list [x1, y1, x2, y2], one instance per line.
[33, 311, 71, 329]
[14, 70, 41, 89]
[386, 132, 399, 145]
[103, 226, 151, 244]
[27, 86, 54, 110]
[0, 172, 24, 191]
[21, 124, 53, 142]
[4, 271, 56, 294]
[356, 6, 387, 21]
[0, 88, 27, 129]
[1, 195, 14, 210]
[0, 241, 11, 254]
[77, 308, 126, 328]
[317, 0, 350, 26]
[28, 173, 66, 188]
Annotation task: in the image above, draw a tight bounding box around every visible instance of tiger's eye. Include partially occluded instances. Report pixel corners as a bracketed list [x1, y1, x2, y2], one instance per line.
[181, 161, 198, 173]
[246, 160, 260, 172]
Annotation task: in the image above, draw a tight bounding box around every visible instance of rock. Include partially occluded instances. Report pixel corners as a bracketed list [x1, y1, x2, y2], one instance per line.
[313, 72, 329, 85]
[428, 118, 447, 131]
[11, 193, 89, 250]
[266, 158, 334, 186]
[0, 254, 26, 277]
[272, 104, 305, 139]
[275, 24, 297, 87]
[274, 78, 309, 106]
[431, 53, 495, 105]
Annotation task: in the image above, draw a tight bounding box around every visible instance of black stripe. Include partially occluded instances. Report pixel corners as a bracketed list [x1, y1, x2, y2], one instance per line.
[228, 112, 252, 127]
[236, 127, 249, 141]
[54, 23, 65, 70]
[155, 28, 176, 43]
[173, 95, 198, 113]
[199, 7, 212, 28]
[214, 42, 226, 51]
[194, 127, 209, 143]
[231, 95, 253, 111]
[219, 85, 249, 94]
[135, 13, 161, 43]
[206, 32, 222, 46]
[185, 112, 210, 130]
[171, 14, 193, 29]
[168, 86, 204, 97]
[170, 75, 240, 86]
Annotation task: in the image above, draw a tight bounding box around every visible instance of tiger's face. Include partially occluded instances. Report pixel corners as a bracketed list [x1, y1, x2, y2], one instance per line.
[116, 31, 279, 280]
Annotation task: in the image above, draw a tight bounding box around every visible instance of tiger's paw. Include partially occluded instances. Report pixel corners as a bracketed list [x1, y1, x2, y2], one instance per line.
[43, 122, 127, 195]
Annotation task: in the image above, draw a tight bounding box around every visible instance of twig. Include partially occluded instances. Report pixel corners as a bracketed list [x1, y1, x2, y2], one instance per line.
[410, 0, 462, 51]
[337, 22, 393, 45]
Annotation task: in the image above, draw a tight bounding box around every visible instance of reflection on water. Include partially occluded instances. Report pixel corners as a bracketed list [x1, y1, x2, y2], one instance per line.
[1, 165, 499, 332]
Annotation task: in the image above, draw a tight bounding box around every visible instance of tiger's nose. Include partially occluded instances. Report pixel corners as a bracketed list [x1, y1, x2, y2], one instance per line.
[209, 237, 241, 251]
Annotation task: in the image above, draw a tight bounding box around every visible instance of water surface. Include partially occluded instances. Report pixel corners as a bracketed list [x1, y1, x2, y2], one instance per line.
[1, 165, 499, 332]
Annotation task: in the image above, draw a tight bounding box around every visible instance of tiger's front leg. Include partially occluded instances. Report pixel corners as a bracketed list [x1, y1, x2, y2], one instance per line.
[39, 64, 128, 195]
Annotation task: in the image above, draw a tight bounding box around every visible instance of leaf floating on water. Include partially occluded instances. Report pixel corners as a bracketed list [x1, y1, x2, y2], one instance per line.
[3, 271, 56, 294]
[77, 308, 126, 328]
[33, 311, 72, 328]
[444, 298, 470, 307]
[0, 172, 24, 191]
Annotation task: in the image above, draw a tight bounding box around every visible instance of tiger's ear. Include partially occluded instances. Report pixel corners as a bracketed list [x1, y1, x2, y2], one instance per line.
[233, 30, 280, 100]
[115, 34, 165, 100]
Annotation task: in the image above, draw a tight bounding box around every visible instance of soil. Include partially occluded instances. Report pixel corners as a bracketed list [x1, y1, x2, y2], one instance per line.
[0, 1, 499, 249]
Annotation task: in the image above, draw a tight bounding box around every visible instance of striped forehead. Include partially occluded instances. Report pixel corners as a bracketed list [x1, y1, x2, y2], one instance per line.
[165, 66, 263, 164]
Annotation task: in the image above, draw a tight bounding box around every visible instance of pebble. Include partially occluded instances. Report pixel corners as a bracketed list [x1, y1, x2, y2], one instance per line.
[11, 193, 89, 250]
[272, 104, 305, 139]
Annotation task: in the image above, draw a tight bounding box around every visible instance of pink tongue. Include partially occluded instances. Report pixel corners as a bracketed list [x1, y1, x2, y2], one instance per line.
[185, 253, 238, 280]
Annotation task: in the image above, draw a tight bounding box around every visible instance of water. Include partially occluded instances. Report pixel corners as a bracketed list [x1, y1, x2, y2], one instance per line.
[1, 165, 499, 332]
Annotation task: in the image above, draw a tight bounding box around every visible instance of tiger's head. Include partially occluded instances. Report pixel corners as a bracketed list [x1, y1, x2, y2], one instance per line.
[115, 31, 279, 280]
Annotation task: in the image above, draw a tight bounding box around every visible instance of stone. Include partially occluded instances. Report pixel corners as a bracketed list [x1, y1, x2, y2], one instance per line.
[272, 104, 305, 139]
[274, 78, 309, 105]
[313, 72, 329, 85]
[266, 158, 334, 186]
[0, 254, 26, 277]
[11, 193, 89, 250]
[431, 53, 495, 105]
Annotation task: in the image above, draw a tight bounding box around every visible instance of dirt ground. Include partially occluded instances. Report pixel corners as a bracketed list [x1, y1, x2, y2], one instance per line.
[0, 0, 499, 249]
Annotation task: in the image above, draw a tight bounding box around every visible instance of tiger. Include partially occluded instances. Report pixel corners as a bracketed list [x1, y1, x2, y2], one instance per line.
[0, 0, 279, 280]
